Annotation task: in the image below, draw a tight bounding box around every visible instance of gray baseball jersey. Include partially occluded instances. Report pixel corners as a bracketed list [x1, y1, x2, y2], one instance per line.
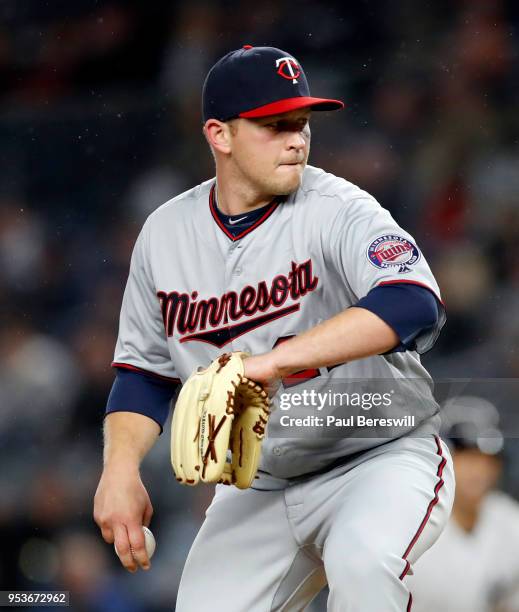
[114, 164, 444, 483]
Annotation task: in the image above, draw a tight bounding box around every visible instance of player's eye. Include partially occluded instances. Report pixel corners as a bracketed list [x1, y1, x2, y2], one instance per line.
[263, 118, 308, 132]
[289, 120, 308, 131]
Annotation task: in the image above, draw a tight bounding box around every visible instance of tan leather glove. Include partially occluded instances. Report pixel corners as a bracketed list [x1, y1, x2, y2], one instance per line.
[171, 352, 270, 489]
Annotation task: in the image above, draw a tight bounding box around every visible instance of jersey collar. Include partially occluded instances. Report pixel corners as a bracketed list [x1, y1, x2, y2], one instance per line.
[209, 183, 280, 242]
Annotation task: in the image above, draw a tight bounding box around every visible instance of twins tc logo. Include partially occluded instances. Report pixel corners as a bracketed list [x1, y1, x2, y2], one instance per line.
[276, 57, 300, 83]
[367, 235, 421, 273]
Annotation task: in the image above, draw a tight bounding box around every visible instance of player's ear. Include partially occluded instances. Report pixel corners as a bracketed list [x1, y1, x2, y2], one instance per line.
[203, 119, 233, 155]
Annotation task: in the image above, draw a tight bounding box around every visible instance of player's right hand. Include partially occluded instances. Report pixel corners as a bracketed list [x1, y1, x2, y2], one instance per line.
[93, 463, 153, 573]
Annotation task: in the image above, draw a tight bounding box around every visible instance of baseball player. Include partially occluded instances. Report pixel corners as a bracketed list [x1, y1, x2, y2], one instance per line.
[94, 46, 455, 611]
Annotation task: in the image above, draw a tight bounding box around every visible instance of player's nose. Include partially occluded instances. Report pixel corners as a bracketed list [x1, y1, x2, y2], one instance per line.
[286, 130, 307, 151]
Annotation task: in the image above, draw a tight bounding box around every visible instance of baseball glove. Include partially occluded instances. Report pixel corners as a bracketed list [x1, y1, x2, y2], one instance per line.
[171, 352, 271, 489]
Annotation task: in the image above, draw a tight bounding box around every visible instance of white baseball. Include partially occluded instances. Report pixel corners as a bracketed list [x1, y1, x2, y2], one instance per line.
[142, 526, 156, 558]
[114, 525, 156, 560]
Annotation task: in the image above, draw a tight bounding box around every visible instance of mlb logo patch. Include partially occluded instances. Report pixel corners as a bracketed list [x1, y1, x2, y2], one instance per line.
[367, 235, 420, 273]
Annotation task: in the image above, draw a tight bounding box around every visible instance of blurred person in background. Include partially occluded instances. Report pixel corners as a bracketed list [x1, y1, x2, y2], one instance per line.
[408, 397, 519, 612]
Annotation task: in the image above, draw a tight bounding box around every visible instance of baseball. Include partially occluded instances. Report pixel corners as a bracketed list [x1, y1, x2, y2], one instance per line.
[114, 525, 156, 560]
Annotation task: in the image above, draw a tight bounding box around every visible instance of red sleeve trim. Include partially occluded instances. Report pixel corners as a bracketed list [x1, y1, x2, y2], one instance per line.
[376, 280, 445, 307]
[111, 362, 181, 384]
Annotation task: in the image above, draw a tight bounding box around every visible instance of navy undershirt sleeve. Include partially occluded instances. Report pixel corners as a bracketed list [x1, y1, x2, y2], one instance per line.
[355, 283, 445, 354]
[105, 368, 179, 433]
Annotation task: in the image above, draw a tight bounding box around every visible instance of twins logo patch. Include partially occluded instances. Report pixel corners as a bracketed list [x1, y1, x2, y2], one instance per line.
[367, 235, 420, 274]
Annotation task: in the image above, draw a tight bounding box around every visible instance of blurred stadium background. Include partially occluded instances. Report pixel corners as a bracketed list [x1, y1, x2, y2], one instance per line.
[1, 1, 518, 610]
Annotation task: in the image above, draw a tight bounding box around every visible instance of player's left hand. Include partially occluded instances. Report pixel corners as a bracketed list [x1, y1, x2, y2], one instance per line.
[242, 353, 282, 397]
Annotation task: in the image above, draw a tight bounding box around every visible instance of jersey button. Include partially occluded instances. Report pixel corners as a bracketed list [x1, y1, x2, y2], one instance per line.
[272, 447, 283, 456]
[234, 267, 242, 276]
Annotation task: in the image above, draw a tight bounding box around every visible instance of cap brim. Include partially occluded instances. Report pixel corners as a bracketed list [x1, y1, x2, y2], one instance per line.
[239, 96, 344, 118]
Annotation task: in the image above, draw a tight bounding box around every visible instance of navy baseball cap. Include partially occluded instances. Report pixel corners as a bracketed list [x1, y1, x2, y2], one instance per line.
[202, 45, 344, 122]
